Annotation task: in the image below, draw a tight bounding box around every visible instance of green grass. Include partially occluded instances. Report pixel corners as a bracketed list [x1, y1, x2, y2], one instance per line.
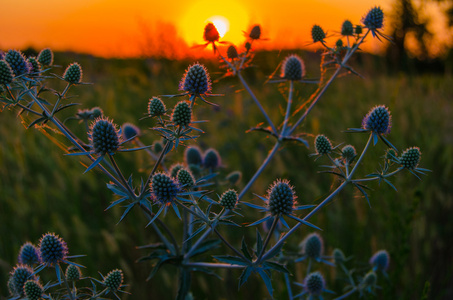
[0, 51, 452, 299]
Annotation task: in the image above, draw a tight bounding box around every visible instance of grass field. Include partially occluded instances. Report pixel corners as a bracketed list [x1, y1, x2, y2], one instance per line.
[0, 50, 452, 299]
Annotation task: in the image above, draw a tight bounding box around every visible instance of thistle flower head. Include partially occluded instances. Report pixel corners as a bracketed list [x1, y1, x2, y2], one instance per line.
[91, 107, 103, 119]
[179, 63, 212, 95]
[39, 233, 68, 266]
[220, 189, 238, 210]
[63, 62, 83, 84]
[170, 163, 185, 179]
[341, 20, 354, 36]
[10, 264, 36, 296]
[203, 22, 220, 42]
[249, 25, 261, 40]
[301, 232, 324, 259]
[0, 59, 14, 85]
[333, 248, 346, 265]
[5, 50, 30, 76]
[370, 249, 390, 271]
[151, 172, 179, 204]
[7, 277, 16, 295]
[267, 179, 296, 216]
[27, 57, 41, 74]
[361, 271, 377, 287]
[227, 45, 239, 59]
[103, 269, 123, 292]
[341, 145, 357, 163]
[185, 146, 203, 166]
[304, 272, 326, 296]
[385, 148, 397, 160]
[311, 25, 326, 43]
[153, 141, 163, 153]
[336, 39, 344, 48]
[148, 97, 166, 117]
[89, 118, 121, 156]
[121, 122, 141, 140]
[177, 168, 195, 189]
[24, 280, 43, 300]
[400, 147, 421, 169]
[203, 148, 221, 170]
[281, 54, 305, 81]
[363, 6, 384, 30]
[226, 171, 242, 185]
[171, 101, 192, 127]
[37, 48, 54, 66]
[66, 264, 82, 281]
[362, 105, 391, 135]
[245, 42, 252, 52]
[18, 242, 41, 265]
[315, 134, 332, 155]
[355, 25, 363, 35]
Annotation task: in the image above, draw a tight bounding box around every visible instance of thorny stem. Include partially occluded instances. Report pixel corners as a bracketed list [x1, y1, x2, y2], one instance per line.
[108, 154, 136, 199]
[256, 215, 279, 263]
[51, 83, 72, 116]
[347, 134, 373, 180]
[289, 30, 370, 134]
[333, 287, 357, 300]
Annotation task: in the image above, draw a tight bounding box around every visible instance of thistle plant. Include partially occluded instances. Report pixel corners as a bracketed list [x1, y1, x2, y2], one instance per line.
[1, 4, 430, 300]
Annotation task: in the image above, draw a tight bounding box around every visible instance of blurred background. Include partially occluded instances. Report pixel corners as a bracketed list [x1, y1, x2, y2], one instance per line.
[0, 0, 452, 299]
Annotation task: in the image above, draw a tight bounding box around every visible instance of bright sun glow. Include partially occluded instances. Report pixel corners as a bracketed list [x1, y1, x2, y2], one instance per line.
[180, 0, 249, 47]
[207, 16, 229, 38]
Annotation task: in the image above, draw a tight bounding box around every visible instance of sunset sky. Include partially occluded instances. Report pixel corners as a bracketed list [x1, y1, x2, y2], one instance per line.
[0, 0, 449, 58]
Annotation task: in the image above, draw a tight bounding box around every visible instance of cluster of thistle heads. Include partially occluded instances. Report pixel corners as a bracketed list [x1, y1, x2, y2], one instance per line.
[8, 233, 125, 299]
[291, 232, 390, 298]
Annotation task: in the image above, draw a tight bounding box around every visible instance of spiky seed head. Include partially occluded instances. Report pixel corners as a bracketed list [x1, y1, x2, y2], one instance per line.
[333, 248, 346, 265]
[355, 25, 363, 35]
[362, 105, 392, 134]
[37, 48, 54, 66]
[179, 63, 212, 95]
[341, 20, 354, 36]
[315, 134, 332, 155]
[227, 45, 238, 59]
[267, 179, 296, 216]
[177, 168, 195, 189]
[188, 164, 201, 178]
[203, 148, 221, 170]
[336, 39, 344, 48]
[0, 51, 4, 60]
[121, 122, 141, 140]
[341, 145, 357, 163]
[304, 272, 325, 296]
[363, 6, 384, 30]
[153, 141, 163, 153]
[10, 264, 36, 296]
[370, 249, 390, 271]
[226, 171, 242, 185]
[90, 107, 103, 118]
[400, 147, 421, 169]
[103, 269, 123, 292]
[170, 163, 185, 179]
[0, 59, 15, 85]
[7, 277, 16, 295]
[90, 118, 121, 156]
[220, 189, 238, 210]
[5, 50, 30, 76]
[151, 173, 179, 204]
[18, 242, 41, 265]
[39, 233, 68, 266]
[66, 264, 82, 281]
[281, 54, 305, 81]
[385, 148, 397, 160]
[185, 146, 203, 166]
[172, 101, 192, 127]
[311, 25, 326, 43]
[63, 62, 83, 84]
[148, 97, 166, 117]
[27, 57, 41, 74]
[245, 42, 252, 51]
[24, 280, 43, 300]
[249, 25, 261, 40]
[302, 233, 324, 259]
[203, 22, 220, 42]
[362, 271, 377, 287]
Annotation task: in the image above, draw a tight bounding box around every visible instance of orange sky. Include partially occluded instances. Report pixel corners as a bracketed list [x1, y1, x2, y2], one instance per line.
[0, 0, 448, 58]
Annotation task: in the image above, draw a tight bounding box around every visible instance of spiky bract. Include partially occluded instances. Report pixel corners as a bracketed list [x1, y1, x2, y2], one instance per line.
[400, 147, 421, 169]
[281, 54, 305, 81]
[63, 62, 83, 84]
[151, 173, 179, 204]
[220, 189, 238, 210]
[39, 233, 68, 266]
[315, 134, 332, 155]
[5, 50, 30, 76]
[90, 118, 121, 156]
[18, 242, 40, 265]
[179, 63, 211, 95]
[362, 105, 391, 134]
[267, 179, 296, 215]
[148, 97, 166, 117]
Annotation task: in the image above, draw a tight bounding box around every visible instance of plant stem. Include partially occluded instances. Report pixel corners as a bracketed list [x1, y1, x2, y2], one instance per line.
[347, 134, 373, 180]
[109, 154, 136, 199]
[214, 228, 248, 261]
[256, 215, 279, 263]
[184, 262, 245, 269]
[280, 80, 294, 137]
[142, 140, 171, 195]
[333, 287, 357, 300]
[59, 264, 75, 300]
